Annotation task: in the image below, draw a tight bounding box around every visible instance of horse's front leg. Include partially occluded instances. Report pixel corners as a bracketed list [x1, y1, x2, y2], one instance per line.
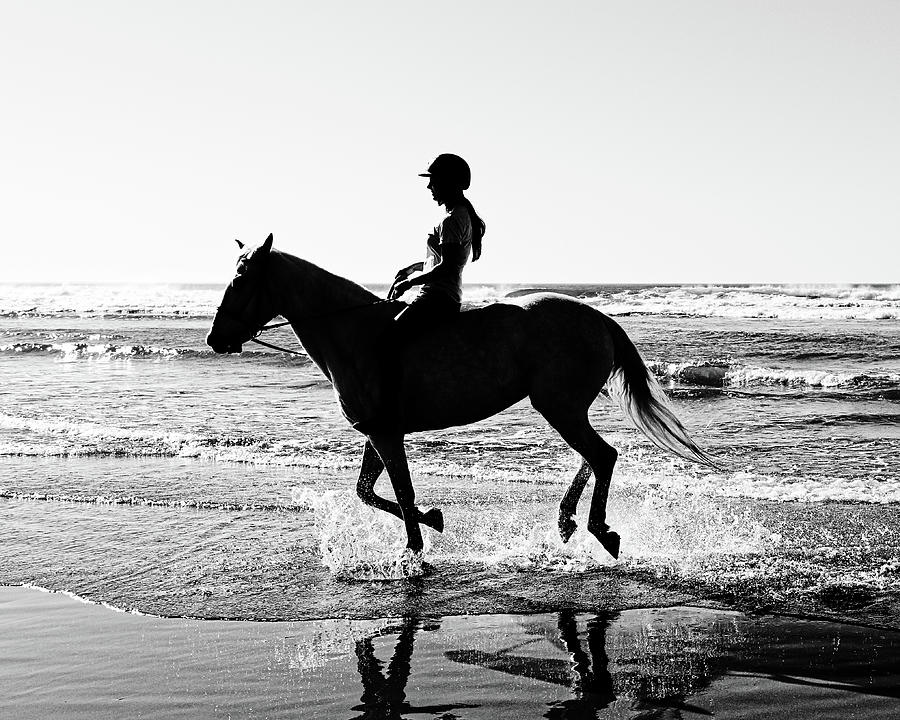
[558, 459, 592, 543]
[365, 434, 436, 550]
[356, 441, 443, 532]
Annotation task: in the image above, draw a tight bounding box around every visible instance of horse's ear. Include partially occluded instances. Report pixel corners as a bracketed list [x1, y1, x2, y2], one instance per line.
[234, 238, 245, 250]
[261, 233, 273, 254]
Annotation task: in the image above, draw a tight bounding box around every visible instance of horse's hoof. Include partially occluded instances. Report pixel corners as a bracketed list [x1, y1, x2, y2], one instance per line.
[422, 507, 444, 533]
[599, 531, 620, 560]
[558, 515, 577, 543]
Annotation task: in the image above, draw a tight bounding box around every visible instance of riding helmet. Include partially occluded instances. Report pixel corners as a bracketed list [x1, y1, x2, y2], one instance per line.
[418, 153, 471, 190]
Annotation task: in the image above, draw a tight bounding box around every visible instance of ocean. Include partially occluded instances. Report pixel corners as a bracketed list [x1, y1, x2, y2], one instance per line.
[2, 282, 900, 627]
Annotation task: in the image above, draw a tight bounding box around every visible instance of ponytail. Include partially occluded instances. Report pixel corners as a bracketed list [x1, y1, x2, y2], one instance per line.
[461, 195, 486, 261]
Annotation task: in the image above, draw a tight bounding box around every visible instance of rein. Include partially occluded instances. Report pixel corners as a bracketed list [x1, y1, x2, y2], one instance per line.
[216, 298, 389, 357]
[249, 319, 303, 355]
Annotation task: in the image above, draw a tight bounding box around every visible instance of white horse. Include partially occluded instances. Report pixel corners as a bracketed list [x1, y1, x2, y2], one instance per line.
[207, 234, 714, 559]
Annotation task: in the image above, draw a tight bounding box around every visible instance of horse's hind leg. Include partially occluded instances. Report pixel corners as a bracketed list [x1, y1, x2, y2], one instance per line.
[538, 410, 620, 558]
[356, 441, 443, 532]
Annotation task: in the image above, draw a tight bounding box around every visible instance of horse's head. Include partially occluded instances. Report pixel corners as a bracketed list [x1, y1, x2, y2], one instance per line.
[206, 233, 279, 354]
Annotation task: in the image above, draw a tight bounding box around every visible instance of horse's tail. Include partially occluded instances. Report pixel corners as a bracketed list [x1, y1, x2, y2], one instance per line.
[603, 315, 718, 468]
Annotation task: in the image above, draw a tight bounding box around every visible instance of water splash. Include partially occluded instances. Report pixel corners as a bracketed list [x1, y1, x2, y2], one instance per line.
[434, 501, 617, 572]
[609, 485, 782, 573]
[291, 487, 432, 580]
[437, 482, 779, 577]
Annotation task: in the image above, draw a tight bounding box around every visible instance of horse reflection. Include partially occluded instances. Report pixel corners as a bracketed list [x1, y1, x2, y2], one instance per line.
[446, 610, 712, 719]
[347, 609, 900, 719]
[547, 612, 617, 718]
[442, 611, 615, 718]
[350, 616, 477, 720]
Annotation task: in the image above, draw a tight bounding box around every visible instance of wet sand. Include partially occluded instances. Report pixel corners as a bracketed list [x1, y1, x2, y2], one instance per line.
[3, 586, 899, 719]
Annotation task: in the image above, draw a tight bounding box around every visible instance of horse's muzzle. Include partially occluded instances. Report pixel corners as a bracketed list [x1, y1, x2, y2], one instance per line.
[206, 332, 243, 354]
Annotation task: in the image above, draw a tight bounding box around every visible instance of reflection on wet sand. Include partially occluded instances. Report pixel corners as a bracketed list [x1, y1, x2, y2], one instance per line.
[447, 612, 617, 717]
[448, 610, 717, 718]
[350, 616, 478, 719]
[344, 607, 900, 719]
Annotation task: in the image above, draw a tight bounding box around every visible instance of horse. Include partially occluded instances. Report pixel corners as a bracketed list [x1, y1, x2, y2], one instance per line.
[206, 234, 714, 560]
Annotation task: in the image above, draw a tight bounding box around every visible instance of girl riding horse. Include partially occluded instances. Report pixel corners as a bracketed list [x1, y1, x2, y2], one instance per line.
[387, 153, 485, 337]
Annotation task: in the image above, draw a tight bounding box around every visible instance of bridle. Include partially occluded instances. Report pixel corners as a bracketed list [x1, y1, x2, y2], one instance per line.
[213, 287, 389, 357]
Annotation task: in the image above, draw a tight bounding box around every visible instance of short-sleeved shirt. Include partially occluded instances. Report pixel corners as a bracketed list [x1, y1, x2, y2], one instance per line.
[418, 204, 472, 304]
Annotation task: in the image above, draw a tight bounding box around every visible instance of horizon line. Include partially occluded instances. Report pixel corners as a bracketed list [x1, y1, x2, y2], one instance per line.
[1, 280, 897, 288]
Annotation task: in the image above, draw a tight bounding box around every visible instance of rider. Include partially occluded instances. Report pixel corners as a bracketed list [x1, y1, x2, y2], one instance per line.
[387, 153, 485, 337]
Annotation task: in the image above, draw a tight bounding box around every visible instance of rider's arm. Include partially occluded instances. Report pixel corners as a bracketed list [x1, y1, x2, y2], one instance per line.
[401, 244, 466, 288]
[401, 212, 469, 288]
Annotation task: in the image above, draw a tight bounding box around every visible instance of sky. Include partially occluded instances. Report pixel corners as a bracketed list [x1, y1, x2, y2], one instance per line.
[1, 1, 898, 285]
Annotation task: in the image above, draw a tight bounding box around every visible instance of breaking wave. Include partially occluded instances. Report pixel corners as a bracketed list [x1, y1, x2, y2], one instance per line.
[0, 341, 310, 363]
[585, 284, 900, 320]
[4, 411, 900, 506]
[0, 283, 221, 319]
[0, 490, 299, 512]
[0, 412, 352, 467]
[649, 360, 900, 390]
[4, 283, 900, 321]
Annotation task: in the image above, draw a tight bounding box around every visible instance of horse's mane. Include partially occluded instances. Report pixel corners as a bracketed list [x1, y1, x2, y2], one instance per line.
[272, 249, 379, 306]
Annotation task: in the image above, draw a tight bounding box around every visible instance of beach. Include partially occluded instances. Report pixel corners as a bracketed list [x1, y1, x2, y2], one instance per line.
[4, 587, 899, 718]
[2, 281, 900, 716]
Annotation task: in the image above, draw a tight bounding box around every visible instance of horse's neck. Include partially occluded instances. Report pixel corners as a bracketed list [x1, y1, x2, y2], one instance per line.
[266, 253, 381, 383]
[268, 252, 376, 320]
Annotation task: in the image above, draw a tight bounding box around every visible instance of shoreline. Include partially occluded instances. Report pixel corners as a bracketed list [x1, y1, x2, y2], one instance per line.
[4, 585, 900, 719]
[10, 581, 900, 634]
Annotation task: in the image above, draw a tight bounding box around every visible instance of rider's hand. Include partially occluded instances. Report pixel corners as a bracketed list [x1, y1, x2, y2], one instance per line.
[394, 265, 413, 282]
[389, 279, 412, 300]
[389, 270, 407, 300]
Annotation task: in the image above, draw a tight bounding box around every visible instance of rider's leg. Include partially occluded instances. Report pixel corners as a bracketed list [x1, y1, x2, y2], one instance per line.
[392, 293, 459, 339]
[378, 295, 460, 426]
